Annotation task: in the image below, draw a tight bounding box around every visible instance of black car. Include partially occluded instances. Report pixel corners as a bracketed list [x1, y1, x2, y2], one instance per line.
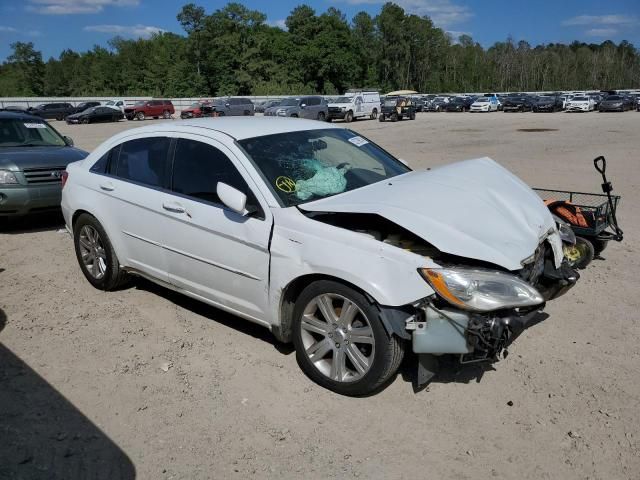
[69, 101, 102, 115]
[0, 111, 88, 218]
[443, 96, 475, 112]
[502, 96, 534, 112]
[28, 102, 75, 121]
[66, 106, 125, 124]
[0, 105, 28, 113]
[424, 96, 450, 112]
[410, 96, 426, 112]
[598, 95, 633, 112]
[533, 95, 563, 112]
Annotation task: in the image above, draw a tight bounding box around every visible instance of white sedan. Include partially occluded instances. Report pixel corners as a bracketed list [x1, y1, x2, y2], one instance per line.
[565, 96, 596, 112]
[470, 96, 499, 112]
[61, 117, 578, 395]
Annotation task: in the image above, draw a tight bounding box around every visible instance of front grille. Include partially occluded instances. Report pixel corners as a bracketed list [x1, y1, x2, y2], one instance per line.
[23, 166, 65, 185]
[328, 107, 342, 113]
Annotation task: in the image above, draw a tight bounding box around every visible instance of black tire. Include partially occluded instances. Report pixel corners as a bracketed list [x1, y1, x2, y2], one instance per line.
[592, 238, 609, 256]
[317, 111, 325, 122]
[136, 111, 145, 121]
[370, 108, 378, 120]
[56, 114, 63, 121]
[410, 111, 416, 120]
[292, 280, 405, 396]
[390, 112, 398, 122]
[564, 236, 595, 269]
[73, 213, 129, 291]
[345, 110, 354, 123]
[163, 110, 171, 119]
[379, 114, 385, 122]
[81, 118, 90, 124]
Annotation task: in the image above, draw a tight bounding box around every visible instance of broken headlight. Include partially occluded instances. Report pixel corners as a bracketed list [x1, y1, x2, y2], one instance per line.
[419, 267, 544, 312]
[552, 214, 576, 245]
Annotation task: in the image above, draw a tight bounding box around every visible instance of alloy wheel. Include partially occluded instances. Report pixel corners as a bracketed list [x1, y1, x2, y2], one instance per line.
[78, 225, 107, 280]
[300, 294, 375, 383]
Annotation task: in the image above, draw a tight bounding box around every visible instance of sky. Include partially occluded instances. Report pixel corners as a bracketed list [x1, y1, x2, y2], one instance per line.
[0, 0, 639, 61]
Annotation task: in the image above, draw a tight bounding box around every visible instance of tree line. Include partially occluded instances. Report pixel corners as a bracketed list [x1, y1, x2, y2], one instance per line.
[1, 2, 639, 98]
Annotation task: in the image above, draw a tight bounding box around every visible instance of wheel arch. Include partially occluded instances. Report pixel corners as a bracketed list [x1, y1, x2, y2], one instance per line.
[273, 273, 413, 344]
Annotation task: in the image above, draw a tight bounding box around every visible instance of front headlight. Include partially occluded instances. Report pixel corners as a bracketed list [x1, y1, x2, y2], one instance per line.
[419, 267, 544, 312]
[0, 170, 19, 184]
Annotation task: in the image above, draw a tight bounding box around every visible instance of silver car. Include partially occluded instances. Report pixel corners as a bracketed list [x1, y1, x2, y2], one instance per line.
[265, 96, 328, 121]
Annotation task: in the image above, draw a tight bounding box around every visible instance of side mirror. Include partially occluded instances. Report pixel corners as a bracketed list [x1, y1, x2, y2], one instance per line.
[217, 182, 247, 215]
[64, 136, 74, 146]
[300, 104, 306, 109]
[225, 103, 230, 108]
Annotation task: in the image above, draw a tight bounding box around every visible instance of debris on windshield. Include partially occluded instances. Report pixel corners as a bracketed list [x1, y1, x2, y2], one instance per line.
[295, 159, 349, 200]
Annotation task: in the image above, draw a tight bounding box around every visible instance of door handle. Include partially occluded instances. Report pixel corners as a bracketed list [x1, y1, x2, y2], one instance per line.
[99, 183, 114, 191]
[162, 202, 185, 214]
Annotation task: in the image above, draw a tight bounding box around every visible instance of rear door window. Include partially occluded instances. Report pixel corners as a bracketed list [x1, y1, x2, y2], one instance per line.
[114, 137, 170, 188]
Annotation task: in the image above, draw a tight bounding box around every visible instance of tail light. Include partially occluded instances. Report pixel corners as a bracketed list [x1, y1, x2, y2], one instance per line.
[60, 170, 69, 189]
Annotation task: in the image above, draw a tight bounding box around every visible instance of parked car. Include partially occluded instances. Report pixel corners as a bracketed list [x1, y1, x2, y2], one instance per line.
[61, 117, 578, 396]
[265, 96, 328, 121]
[0, 111, 87, 218]
[210, 97, 255, 117]
[379, 96, 415, 121]
[255, 100, 280, 113]
[533, 95, 563, 112]
[180, 101, 214, 119]
[0, 105, 28, 113]
[502, 96, 534, 112]
[125, 100, 175, 121]
[410, 96, 426, 112]
[66, 106, 125, 124]
[470, 96, 498, 112]
[327, 91, 380, 122]
[104, 99, 127, 113]
[28, 102, 75, 121]
[598, 95, 632, 112]
[443, 96, 475, 112]
[69, 101, 102, 115]
[565, 96, 595, 112]
[424, 96, 450, 112]
[263, 101, 282, 116]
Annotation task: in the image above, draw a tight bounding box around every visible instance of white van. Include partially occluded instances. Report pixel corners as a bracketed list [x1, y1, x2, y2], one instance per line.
[104, 99, 127, 113]
[327, 90, 381, 122]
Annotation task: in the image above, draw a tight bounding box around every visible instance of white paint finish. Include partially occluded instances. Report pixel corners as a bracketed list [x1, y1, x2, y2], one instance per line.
[63, 123, 562, 334]
[301, 157, 561, 271]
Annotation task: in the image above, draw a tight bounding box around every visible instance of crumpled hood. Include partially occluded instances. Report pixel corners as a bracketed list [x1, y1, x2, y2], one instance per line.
[300, 157, 560, 271]
[0, 146, 88, 170]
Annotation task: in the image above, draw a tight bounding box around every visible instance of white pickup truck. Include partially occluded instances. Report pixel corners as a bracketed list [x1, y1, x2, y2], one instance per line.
[327, 91, 381, 122]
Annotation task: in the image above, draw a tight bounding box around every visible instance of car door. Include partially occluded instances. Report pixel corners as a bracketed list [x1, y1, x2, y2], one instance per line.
[163, 135, 272, 321]
[96, 135, 173, 281]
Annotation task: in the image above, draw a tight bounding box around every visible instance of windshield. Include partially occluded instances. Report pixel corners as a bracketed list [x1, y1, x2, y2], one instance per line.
[190, 102, 201, 107]
[333, 96, 351, 103]
[134, 101, 146, 106]
[383, 98, 399, 106]
[433, 97, 447, 102]
[238, 129, 410, 207]
[572, 96, 588, 101]
[105, 101, 115, 106]
[606, 95, 621, 100]
[0, 118, 67, 147]
[279, 98, 301, 107]
[475, 97, 490, 102]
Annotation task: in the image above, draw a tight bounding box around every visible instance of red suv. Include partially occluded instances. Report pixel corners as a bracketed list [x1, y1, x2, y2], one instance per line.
[125, 100, 175, 121]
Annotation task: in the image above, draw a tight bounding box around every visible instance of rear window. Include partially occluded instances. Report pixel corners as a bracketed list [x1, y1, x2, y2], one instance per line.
[114, 137, 170, 188]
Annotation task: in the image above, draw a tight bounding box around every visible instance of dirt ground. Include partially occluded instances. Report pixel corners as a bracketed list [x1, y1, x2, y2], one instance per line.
[1, 111, 639, 479]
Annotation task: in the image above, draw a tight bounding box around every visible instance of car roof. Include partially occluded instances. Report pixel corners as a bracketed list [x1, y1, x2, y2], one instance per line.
[109, 117, 343, 141]
[0, 111, 48, 121]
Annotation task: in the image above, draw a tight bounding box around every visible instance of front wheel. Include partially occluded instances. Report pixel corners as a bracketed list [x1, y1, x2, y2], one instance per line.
[390, 112, 398, 122]
[136, 111, 145, 121]
[379, 114, 385, 122]
[344, 111, 353, 123]
[317, 111, 325, 122]
[293, 281, 404, 396]
[73, 214, 129, 290]
[162, 110, 171, 119]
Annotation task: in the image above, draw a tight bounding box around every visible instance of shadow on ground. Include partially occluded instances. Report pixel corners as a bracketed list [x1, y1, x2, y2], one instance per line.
[0, 212, 65, 235]
[0, 307, 136, 480]
[134, 278, 295, 355]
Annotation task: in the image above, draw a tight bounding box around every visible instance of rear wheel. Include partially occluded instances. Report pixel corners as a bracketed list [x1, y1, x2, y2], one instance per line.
[370, 108, 378, 120]
[162, 110, 171, 119]
[379, 114, 385, 122]
[409, 111, 416, 120]
[390, 112, 398, 122]
[293, 280, 404, 396]
[73, 214, 129, 291]
[317, 111, 325, 122]
[81, 118, 90, 124]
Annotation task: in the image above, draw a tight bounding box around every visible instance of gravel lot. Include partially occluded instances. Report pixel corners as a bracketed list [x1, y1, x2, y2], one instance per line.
[1, 111, 639, 479]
